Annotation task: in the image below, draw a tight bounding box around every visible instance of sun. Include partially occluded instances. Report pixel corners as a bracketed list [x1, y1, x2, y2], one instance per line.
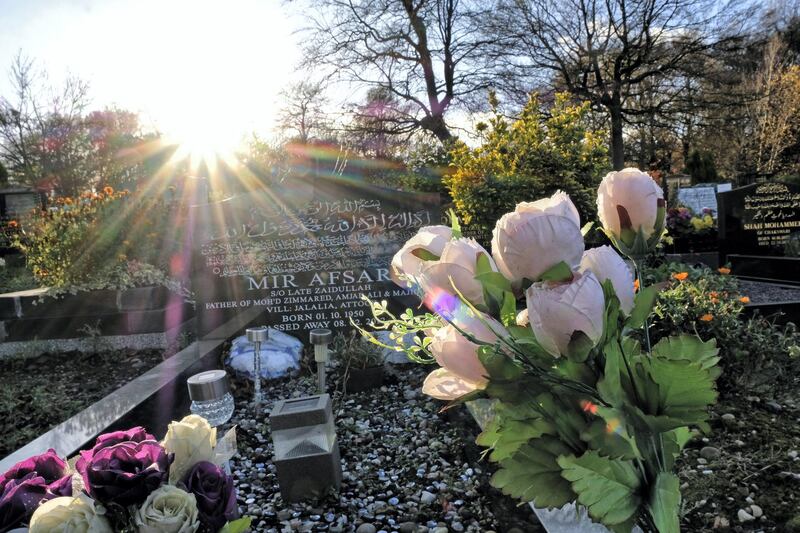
[165, 110, 244, 170]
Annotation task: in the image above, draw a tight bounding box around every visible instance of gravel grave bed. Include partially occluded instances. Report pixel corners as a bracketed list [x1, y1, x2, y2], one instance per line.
[738, 280, 800, 304]
[0, 348, 167, 458]
[227, 364, 541, 533]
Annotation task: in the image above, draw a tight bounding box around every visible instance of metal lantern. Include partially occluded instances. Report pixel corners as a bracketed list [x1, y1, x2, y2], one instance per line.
[270, 393, 341, 501]
[246, 326, 269, 413]
[186, 369, 235, 427]
[309, 328, 333, 393]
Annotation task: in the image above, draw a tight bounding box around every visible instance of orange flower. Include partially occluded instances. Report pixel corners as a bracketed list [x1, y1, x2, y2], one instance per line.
[710, 297, 719, 304]
[64, 197, 73, 205]
[103, 186, 114, 195]
[709, 291, 719, 298]
[633, 279, 640, 291]
[7, 220, 18, 228]
[718, 267, 731, 275]
[739, 296, 750, 304]
[672, 272, 689, 281]
[700, 313, 713, 322]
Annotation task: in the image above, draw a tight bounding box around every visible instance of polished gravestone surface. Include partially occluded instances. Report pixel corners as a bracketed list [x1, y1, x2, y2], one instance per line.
[191, 176, 440, 343]
[717, 181, 800, 283]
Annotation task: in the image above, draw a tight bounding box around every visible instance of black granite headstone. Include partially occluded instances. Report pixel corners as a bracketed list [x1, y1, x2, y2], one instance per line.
[191, 176, 440, 341]
[718, 182, 800, 258]
[718, 182, 800, 283]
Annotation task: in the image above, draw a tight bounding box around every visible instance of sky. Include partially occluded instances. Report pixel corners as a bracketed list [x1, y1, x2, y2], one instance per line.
[0, 0, 303, 149]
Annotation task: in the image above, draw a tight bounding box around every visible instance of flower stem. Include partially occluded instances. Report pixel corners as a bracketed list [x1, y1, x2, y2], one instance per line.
[634, 258, 653, 356]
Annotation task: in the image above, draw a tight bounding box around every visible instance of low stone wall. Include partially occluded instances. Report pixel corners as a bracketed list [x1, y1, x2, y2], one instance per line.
[0, 286, 195, 358]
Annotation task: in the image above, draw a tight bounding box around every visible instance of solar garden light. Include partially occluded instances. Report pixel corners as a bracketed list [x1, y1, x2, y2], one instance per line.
[310, 328, 332, 394]
[270, 393, 341, 501]
[246, 326, 269, 413]
[186, 369, 235, 427]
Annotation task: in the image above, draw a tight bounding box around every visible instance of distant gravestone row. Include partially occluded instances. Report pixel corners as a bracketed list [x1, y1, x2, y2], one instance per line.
[192, 177, 440, 342]
[675, 183, 732, 218]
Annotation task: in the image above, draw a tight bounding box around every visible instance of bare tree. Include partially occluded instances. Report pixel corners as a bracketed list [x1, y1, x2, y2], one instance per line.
[487, 0, 753, 169]
[276, 81, 330, 142]
[743, 36, 800, 177]
[298, 0, 493, 143]
[0, 52, 91, 194]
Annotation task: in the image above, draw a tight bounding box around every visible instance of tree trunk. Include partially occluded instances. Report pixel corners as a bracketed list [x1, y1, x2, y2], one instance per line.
[421, 114, 453, 143]
[609, 104, 625, 170]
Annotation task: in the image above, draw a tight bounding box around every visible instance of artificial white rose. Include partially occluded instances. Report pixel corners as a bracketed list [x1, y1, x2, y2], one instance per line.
[515, 190, 581, 227]
[492, 196, 584, 289]
[418, 237, 497, 306]
[579, 245, 635, 315]
[134, 485, 199, 533]
[429, 313, 506, 385]
[162, 414, 216, 484]
[516, 308, 529, 327]
[597, 167, 665, 252]
[525, 271, 605, 357]
[422, 368, 484, 400]
[29, 494, 112, 533]
[390, 225, 453, 286]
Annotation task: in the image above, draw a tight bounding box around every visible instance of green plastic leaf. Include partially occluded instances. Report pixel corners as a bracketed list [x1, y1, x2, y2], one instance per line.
[410, 248, 440, 261]
[220, 517, 253, 533]
[491, 436, 576, 508]
[539, 261, 573, 282]
[475, 271, 512, 292]
[477, 414, 553, 462]
[630, 356, 718, 432]
[652, 335, 720, 379]
[448, 208, 462, 239]
[581, 221, 594, 236]
[625, 282, 664, 328]
[579, 419, 638, 460]
[557, 451, 642, 526]
[648, 473, 681, 533]
[597, 341, 625, 406]
[567, 330, 594, 363]
[478, 345, 521, 381]
[475, 252, 494, 276]
[500, 291, 517, 327]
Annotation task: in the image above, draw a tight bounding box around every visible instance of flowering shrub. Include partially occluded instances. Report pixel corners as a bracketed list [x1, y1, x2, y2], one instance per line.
[446, 93, 608, 231]
[0, 415, 249, 532]
[7, 188, 185, 288]
[362, 168, 717, 532]
[645, 262, 800, 390]
[665, 207, 717, 252]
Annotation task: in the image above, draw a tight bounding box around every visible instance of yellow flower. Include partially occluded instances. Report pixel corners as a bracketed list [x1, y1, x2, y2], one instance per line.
[718, 267, 731, 275]
[700, 313, 713, 322]
[671, 272, 689, 281]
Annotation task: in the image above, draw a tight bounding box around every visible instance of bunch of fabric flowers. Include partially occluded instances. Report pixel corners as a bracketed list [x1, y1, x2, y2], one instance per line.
[0, 415, 247, 533]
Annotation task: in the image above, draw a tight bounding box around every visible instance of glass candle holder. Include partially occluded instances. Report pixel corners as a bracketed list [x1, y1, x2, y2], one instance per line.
[187, 369, 234, 427]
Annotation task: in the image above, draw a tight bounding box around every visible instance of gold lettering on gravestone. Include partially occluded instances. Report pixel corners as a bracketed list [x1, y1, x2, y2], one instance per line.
[743, 184, 800, 248]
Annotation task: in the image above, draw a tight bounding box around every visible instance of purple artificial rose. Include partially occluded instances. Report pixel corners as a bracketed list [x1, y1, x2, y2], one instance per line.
[76, 440, 171, 507]
[85, 427, 155, 455]
[0, 474, 51, 532]
[0, 448, 72, 497]
[182, 461, 238, 532]
[0, 449, 73, 531]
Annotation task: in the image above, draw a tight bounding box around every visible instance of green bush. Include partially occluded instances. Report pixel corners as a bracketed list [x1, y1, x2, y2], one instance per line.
[644, 262, 800, 391]
[445, 92, 609, 230]
[7, 187, 185, 289]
